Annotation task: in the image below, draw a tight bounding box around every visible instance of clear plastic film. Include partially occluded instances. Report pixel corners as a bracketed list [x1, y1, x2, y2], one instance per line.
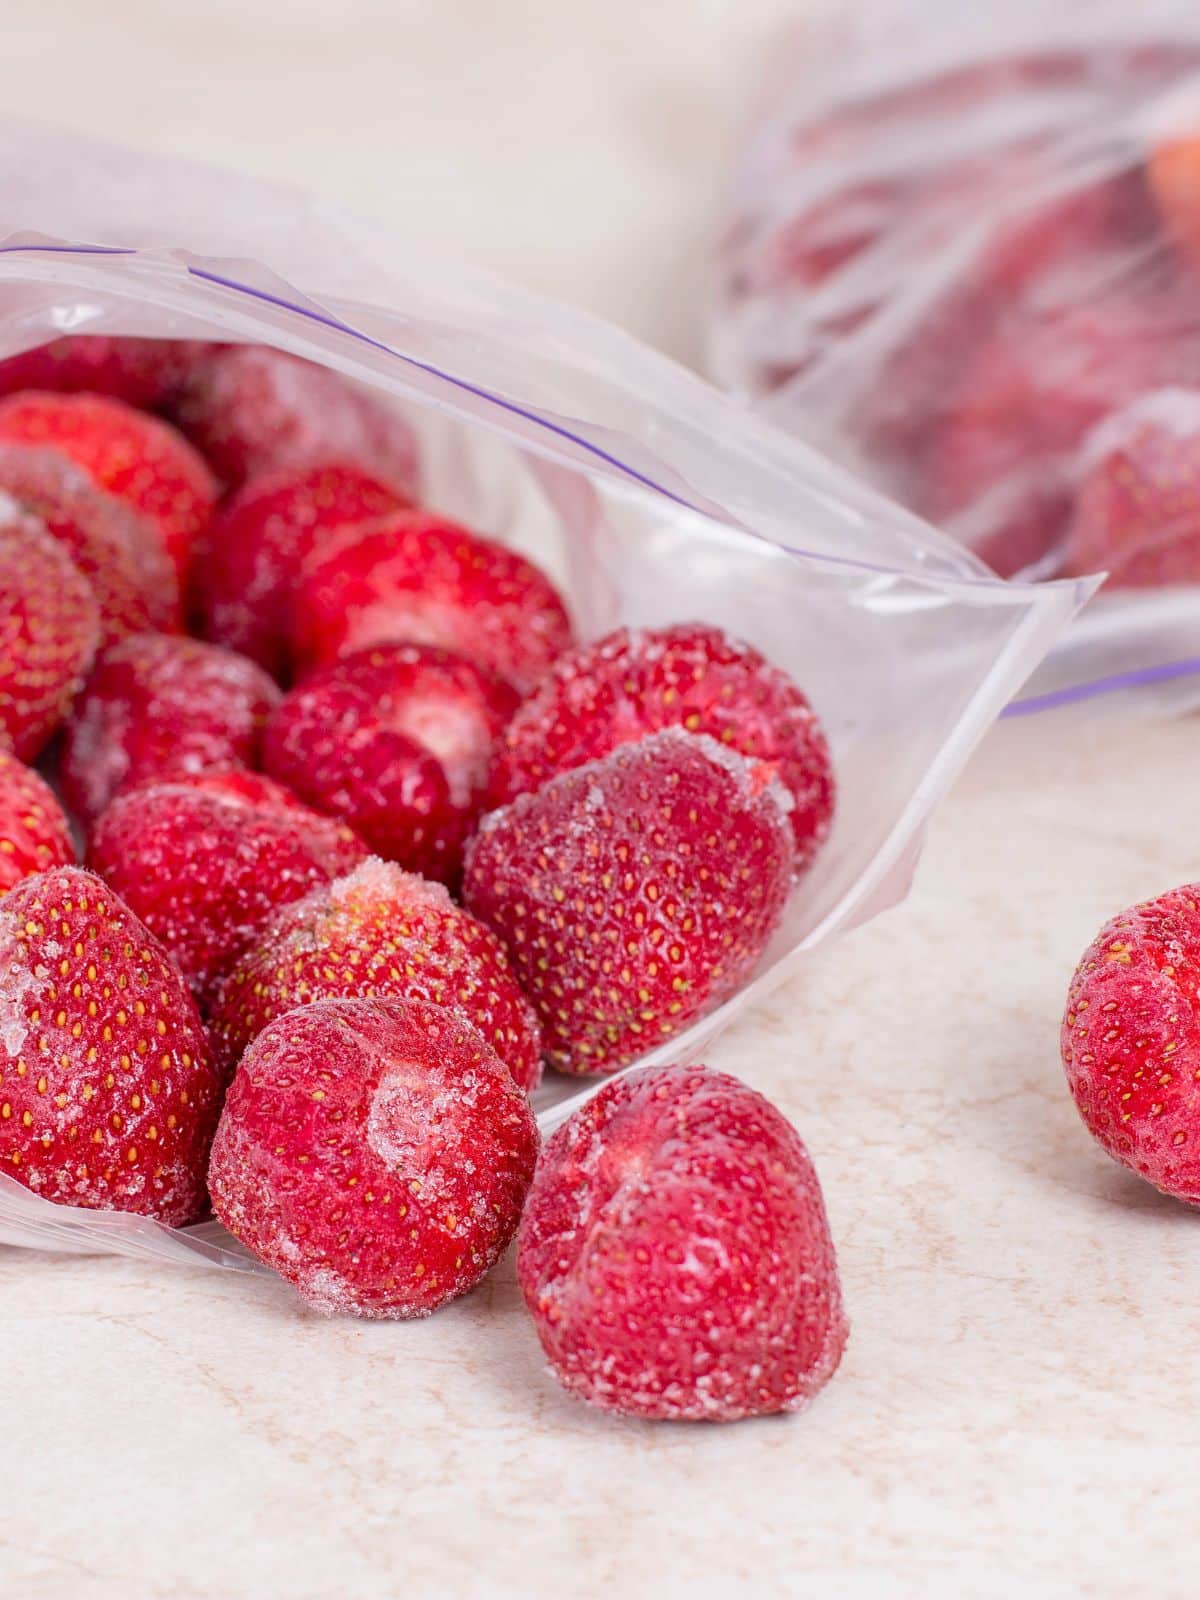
[0, 119, 1085, 1271]
[712, 0, 1200, 713]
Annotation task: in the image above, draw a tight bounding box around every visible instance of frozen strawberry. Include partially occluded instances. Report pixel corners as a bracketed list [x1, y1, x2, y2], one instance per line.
[0, 336, 208, 408]
[59, 634, 280, 828]
[290, 510, 574, 692]
[519, 1064, 846, 1420]
[173, 344, 420, 491]
[0, 511, 99, 763]
[209, 857, 541, 1088]
[144, 768, 310, 814]
[1062, 883, 1200, 1204]
[463, 730, 794, 1074]
[263, 644, 517, 884]
[198, 462, 409, 677]
[208, 997, 539, 1317]
[0, 866, 223, 1221]
[0, 391, 218, 589]
[488, 624, 834, 869]
[1065, 389, 1200, 585]
[0, 444, 180, 642]
[88, 783, 367, 1011]
[0, 752, 75, 892]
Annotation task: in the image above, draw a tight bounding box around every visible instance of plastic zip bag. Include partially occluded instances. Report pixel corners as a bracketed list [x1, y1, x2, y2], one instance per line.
[0, 118, 1085, 1272]
[712, 0, 1200, 713]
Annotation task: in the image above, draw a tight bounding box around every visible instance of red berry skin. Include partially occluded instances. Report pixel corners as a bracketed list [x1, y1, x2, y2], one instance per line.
[0, 336, 206, 408]
[209, 857, 542, 1089]
[197, 462, 410, 677]
[290, 510, 574, 692]
[463, 730, 795, 1075]
[208, 997, 539, 1318]
[0, 511, 99, 764]
[87, 784, 367, 1012]
[0, 752, 75, 892]
[0, 444, 181, 643]
[488, 624, 834, 870]
[519, 1064, 847, 1421]
[0, 391, 218, 590]
[0, 866, 224, 1223]
[172, 345, 420, 492]
[59, 634, 281, 829]
[1062, 884, 1200, 1204]
[263, 644, 517, 885]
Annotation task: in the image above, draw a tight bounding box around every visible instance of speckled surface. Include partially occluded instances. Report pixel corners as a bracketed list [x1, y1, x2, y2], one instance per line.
[2, 6, 1196, 1595]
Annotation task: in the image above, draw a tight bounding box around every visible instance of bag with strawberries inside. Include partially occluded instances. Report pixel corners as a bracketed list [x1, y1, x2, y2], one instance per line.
[713, 0, 1200, 715]
[0, 119, 1084, 1279]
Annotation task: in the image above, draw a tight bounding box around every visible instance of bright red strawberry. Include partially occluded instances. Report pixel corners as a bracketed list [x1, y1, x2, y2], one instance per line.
[290, 510, 574, 692]
[88, 783, 367, 1011]
[0, 511, 99, 763]
[172, 344, 420, 491]
[0, 866, 223, 1221]
[208, 997, 539, 1317]
[59, 634, 281, 828]
[519, 1064, 847, 1420]
[0, 752, 75, 892]
[463, 729, 794, 1074]
[263, 643, 517, 884]
[198, 462, 409, 676]
[1065, 390, 1200, 585]
[141, 768, 310, 814]
[0, 444, 181, 641]
[209, 857, 541, 1088]
[488, 623, 834, 869]
[0, 336, 210, 407]
[1062, 883, 1200, 1204]
[0, 391, 218, 589]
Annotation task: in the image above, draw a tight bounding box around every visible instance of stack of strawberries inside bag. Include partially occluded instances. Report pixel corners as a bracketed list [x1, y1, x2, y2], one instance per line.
[0, 333, 848, 1423]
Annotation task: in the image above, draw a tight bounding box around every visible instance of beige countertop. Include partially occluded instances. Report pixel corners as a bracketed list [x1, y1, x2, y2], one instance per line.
[2, 5, 1196, 1598]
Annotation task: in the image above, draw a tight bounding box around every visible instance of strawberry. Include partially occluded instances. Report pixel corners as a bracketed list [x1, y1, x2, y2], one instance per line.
[207, 997, 539, 1317]
[0, 752, 75, 892]
[88, 782, 367, 1011]
[209, 857, 542, 1089]
[0, 865, 223, 1222]
[487, 623, 834, 869]
[289, 510, 574, 692]
[519, 1064, 847, 1420]
[172, 344, 420, 491]
[0, 510, 99, 763]
[263, 643, 517, 884]
[1065, 389, 1200, 585]
[0, 336, 210, 408]
[59, 634, 281, 829]
[197, 462, 409, 677]
[463, 729, 795, 1074]
[0, 391, 218, 590]
[0, 443, 181, 642]
[144, 768, 311, 813]
[1062, 882, 1200, 1204]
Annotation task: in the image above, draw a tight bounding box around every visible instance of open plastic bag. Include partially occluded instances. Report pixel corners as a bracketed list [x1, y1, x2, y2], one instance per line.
[0, 119, 1086, 1272]
[713, 0, 1200, 714]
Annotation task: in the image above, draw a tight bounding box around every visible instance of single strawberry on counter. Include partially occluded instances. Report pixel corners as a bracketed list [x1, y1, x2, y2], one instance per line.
[208, 997, 539, 1317]
[0, 751, 75, 892]
[0, 866, 223, 1222]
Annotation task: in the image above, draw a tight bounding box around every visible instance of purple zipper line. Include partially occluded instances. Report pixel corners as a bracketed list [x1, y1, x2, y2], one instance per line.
[1003, 655, 1200, 716]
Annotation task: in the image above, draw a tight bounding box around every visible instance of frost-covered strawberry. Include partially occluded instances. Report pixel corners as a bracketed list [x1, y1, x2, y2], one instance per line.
[488, 623, 834, 868]
[59, 634, 280, 828]
[290, 510, 574, 691]
[208, 997, 539, 1317]
[463, 730, 795, 1073]
[88, 783, 366, 1011]
[209, 857, 541, 1088]
[263, 644, 517, 884]
[0, 752, 75, 892]
[0, 511, 99, 763]
[519, 1064, 847, 1420]
[0, 335, 207, 407]
[0, 866, 223, 1221]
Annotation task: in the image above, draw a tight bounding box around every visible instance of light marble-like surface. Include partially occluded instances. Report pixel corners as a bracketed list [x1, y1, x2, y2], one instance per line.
[2, 6, 1196, 1598]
